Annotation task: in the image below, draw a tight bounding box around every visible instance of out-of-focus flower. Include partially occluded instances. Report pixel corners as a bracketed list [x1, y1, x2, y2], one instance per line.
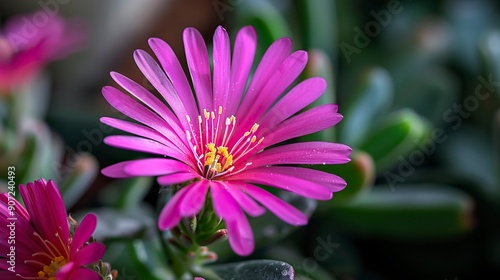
[0, 11, 85, 92]
[0, 179, 105, 279]
[101, 25, 351, 256]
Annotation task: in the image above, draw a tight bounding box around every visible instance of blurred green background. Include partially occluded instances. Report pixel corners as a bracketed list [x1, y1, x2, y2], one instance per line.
[2, 0, 500, 279]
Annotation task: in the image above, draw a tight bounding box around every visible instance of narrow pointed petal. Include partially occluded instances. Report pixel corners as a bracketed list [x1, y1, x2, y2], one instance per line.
[158, 184, 193, 230]
[271, 166, 347, 192]
[103, 135, 189, 163]
[249, 142, 352, 167]
[239, 183, 308, 226]
[227, 26, 257, 115]
[239, 51, 308, 131]
[262, 104, 342, 147]
[102, 86, 188, 151]
[72, 242, 105, 266]
[70, 213, 97, 258]
[157, 172, 200, 186]
[133, 49, 192, 130]
[179, 180, 209, 216]
[110, 71, 183, 131]
[148, 38, 199, 119]
[58, 266, 101, 280]
[223, 182, 265, 217]
[101, 158, 192, 178]
[236, 37, 292, 117]
[212, 26, 231, 111]
[259, 77, 326, 128]
[211, 181, 254, 256]
[227, 167, 333, 200]
[19, 180, 70, 247]
[184, 27, 212, 112]
[100, 117, 173, 147]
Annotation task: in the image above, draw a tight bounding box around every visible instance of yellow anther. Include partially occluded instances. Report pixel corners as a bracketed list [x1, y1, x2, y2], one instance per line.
[204, 109, 210, 119]
[230, 115, 236, 125]
[211, 111, 215, 120]
[244, 131, 250, 137]
[251, 135, 257, 143]
[215, 163, 222, 173]
[217, 146, 229, 158]
[198, 115, 203, 124]
[218, 106, 223, 114]
[206, 143, 216, 152]
[250, 123, 259, 132]
[225, 117, 231, 125]
[223, 155, 233, 170]
[258, 137, 264, 144]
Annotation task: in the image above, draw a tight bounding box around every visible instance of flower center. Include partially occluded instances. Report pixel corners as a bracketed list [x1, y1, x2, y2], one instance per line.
[37, 256, 67, 280]
[19, 232, 70, 280]
[185, 106, 264, 179]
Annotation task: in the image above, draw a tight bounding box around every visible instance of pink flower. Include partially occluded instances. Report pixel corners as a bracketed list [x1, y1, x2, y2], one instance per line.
[0, 179, 105, 279]
[0, 11, 85, 92]
[101, 26, 351, 256]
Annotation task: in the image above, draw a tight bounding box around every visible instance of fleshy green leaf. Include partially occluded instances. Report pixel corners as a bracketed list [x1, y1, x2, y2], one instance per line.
[330, 185, 474, 240]
[358, 109, 431, 172]
[210, 259, 295, 280]
[339, 67, 394, 147]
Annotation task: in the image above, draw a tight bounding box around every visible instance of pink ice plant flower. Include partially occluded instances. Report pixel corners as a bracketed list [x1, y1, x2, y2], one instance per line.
[0, 179, 105, 279]
[0, 11, 85, 92]
[101, 26, 352, 256]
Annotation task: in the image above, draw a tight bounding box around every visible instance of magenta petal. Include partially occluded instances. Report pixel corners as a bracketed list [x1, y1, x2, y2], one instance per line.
[56, 262, 75, 280]
[101, 86, 188, 151]
[262, 104, 342, 147]
[57, 266, 101, 280]
[148, 38, 199, 119]
[224, 182, 265, 217]
[110, 71, 183, 131]
[104, 135, 189, 163]
[133, 50, 191, 129]
[225, 217, 254, 256]
[237, 37, 292, 117]
[158, 184, 193, 230]
[184, 27, 212, 112]
[270, 167, 347, 192]
[20, 180, 70, 247]
[100, 117, 172, 146]
[239, 50, 308, 131]
[227, 167, 333, 200]
[179, 180, 209, 217]
[227, 26, 257, 115]
[123, 158, 193, 176]
[157, 172, 200, 186]
[70, 213, 97, 258]
[101, 158, 192, 178]
[212, 26, 231, 111]
[249, 142, 352, 167]
[72, 242, 105, 266]
[259, 77, 326, 128]
[211, 181, 254, 256]
[239, 183, 308, 226]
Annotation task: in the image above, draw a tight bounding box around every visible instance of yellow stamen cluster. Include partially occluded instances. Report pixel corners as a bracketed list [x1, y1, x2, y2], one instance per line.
[185, 106, 264, 179]
[204, 143, 234, 174]
[37, 256, 67, 280]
